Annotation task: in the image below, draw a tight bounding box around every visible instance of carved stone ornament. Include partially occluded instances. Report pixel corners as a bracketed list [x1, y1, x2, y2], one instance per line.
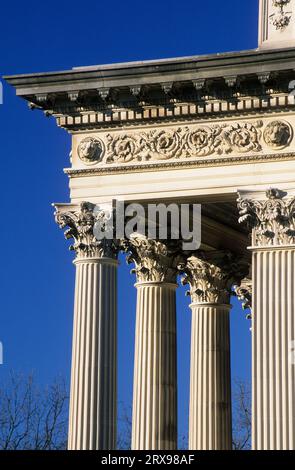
[234, 278, 252, 317]
[77, 137, 104, 164]
[54, 202, 119, 259]
[263, 121, 293, 149]
[238, 188, 295, 247]
[122, 234, 183, 283]
[105, 121, 264, 164]
[178, 252, 249, 304]
[270, 0, 292, 30]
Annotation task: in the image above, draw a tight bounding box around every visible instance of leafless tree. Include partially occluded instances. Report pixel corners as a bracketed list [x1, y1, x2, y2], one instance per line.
[0, 373, 250, 450]
[232, 379, 251, 450]
[117, 403, 132, 450]
[0, 372, 68, 450]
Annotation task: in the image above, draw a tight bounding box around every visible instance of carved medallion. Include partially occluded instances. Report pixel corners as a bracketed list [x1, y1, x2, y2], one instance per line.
[263, 121, 293, 150]
[78, 137, 104, 164]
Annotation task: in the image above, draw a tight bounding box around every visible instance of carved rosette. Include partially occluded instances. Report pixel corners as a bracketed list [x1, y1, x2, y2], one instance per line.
[54, 202, 119, 260]
[179, 252, 249, 304]
[222, 122, 263, 154]
[183, 125, 223, 157]
[106, 133, 142, 163]
[122, 234, 182, 283]
[238, 188, 295, 247]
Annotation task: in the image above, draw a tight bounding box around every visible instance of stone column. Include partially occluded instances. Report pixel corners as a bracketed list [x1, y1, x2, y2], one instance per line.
[238, 188, 295, 450]
[180, 252, 248, 450]
[124, 235, 181, 450]
[54, 202, 119, 450]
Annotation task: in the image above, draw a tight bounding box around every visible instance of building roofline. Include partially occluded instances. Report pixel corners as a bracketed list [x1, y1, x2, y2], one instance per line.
[3, 47, 295, 97]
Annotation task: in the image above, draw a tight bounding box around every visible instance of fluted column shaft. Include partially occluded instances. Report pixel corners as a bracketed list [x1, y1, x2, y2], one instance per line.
[68, 257, 118, 450]
[54, 202, 119, 450]
[132, 281, 177, 450]
[189, 302, 232, 450]
[180, 253, 248, 451]
[252, 247, 295, 449]
[238, 188, 295, 450]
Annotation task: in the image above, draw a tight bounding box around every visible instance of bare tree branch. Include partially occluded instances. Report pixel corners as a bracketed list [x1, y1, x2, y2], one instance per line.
[0, 371, 68, 450]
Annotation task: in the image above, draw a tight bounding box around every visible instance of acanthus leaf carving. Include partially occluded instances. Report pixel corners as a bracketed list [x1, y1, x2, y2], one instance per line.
[105, 120, 270, 164]
[121, 234, 182, 283]
[237, 188, 295, 246]
[54, 202, 119, 260]
[178, 252, 250, 305]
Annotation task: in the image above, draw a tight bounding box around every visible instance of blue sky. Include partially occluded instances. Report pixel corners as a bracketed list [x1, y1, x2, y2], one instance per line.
[0, 0, 256, 442]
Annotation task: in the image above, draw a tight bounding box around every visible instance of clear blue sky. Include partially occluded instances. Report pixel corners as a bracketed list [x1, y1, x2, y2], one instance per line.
[0, 0, 256, 442]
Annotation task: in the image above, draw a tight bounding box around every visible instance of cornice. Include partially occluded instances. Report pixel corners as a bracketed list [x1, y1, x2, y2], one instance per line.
[5, 47, 295, 93]
[4, 48, 295, 130]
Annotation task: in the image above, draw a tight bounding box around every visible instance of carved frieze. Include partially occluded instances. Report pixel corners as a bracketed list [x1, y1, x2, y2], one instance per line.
[75, 119, 294, 167]
[105, 122, 264, 164]
[238, 188, 295, 246]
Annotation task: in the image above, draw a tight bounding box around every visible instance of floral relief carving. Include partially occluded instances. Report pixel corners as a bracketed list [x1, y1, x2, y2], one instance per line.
[105, 121, 268, 164]
[222, 122, 263, 154]
[183, 125, 223, 157]
[238, 188, 295, 247]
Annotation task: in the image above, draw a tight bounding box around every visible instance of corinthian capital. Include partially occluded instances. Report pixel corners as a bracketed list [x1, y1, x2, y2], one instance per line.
[54, 201, 119, 260]
[179, 251, 249, 304]
[238, 188, 295, 247]
[122, 234, 182, 283]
